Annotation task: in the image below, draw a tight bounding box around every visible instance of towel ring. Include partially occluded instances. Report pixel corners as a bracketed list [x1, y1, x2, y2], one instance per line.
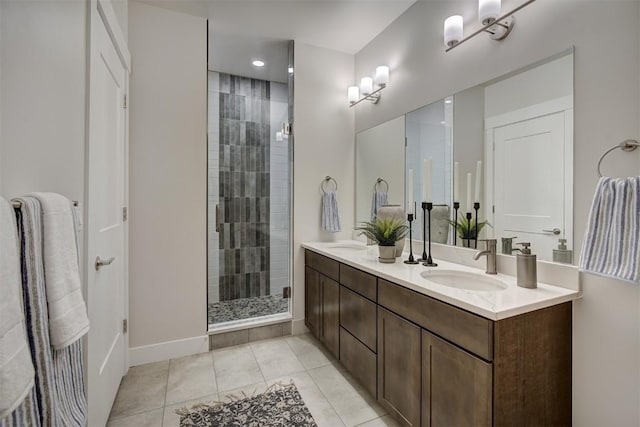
[597, 139, 639, 177]
[321, 176, 338, 193]
[374, 178, 389, 192]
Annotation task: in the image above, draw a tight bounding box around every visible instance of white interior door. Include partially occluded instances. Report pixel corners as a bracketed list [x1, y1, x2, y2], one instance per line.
[87, 9, 128, 427]
[493, 112, 567, 260]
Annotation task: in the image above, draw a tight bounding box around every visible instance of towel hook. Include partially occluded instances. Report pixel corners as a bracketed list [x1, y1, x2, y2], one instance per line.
[597, 139, 639, 177]
[321, 176, 338, 193]
[373, 178, 389, 193]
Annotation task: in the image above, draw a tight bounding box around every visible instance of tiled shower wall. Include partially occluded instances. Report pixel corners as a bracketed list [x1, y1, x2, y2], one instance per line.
[208, 71, 290, 305]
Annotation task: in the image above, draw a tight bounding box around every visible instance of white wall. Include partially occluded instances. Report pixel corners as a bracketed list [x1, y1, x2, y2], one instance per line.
[292, 42, 355, 331]
[355, 116, 405, 224]
[128, 2, 207, 352]
[355, 1, 640, 424]
[0, 0, 87, 202]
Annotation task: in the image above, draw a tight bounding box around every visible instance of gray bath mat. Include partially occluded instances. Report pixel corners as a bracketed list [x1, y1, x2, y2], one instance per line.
[176, 382, 317, 426]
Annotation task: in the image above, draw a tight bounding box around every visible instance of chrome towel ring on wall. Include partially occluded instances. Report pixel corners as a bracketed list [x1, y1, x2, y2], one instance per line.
[597, 139, 639, 177]
[374, 178, 389, 192]
[321, 176, 338, 193]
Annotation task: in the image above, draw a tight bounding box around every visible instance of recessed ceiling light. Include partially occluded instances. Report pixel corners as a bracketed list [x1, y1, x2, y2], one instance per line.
[252, 59, 265, 67]
[445, 99, 452, 104]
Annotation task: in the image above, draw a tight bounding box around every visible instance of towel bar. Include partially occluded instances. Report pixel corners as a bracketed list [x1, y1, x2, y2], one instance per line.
[374, 178, 389, 192]
[12, 200, 79, 208]
[597, 139, 639, 177]
[321, 176, 338, 193]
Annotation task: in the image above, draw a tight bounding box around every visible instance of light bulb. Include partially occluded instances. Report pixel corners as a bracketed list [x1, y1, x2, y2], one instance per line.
[360, 77, 373, 96]
[348, 86, 359, 104]
[444, 15, 464, 48]
[374, 66, 389, 86]
[479, 0, 501, 25]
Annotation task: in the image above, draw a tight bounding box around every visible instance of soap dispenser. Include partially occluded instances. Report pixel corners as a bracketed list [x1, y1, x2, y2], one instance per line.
[515, 242, 537, 289]
[552, 239, 573, 264]
[501, 236, 517, 255]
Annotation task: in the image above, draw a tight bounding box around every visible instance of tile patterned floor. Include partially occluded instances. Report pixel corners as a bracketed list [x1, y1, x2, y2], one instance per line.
[108, 334, 399, 427]
[208, 294, 289, 324]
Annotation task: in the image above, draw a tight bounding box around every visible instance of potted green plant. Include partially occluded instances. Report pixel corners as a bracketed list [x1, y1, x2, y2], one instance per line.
[448, 214, 488, 247]
[356, 217, 409, 263]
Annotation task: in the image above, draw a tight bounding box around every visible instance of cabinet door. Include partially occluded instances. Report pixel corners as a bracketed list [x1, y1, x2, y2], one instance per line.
[378, 307, 421, 426]
[320, 275, 340, 358]
[422, 331, 492, 427]
[305, 267, 321, 338]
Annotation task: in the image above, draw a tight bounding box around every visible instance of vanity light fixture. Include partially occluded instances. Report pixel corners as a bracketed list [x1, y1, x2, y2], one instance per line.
[348, 65, 389, 107]
[444, 0, 536, 52]
[252, 59, 265, 67]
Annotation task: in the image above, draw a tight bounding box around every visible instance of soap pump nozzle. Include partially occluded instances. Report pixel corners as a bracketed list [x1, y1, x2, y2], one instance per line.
[516, 242, 532, 255]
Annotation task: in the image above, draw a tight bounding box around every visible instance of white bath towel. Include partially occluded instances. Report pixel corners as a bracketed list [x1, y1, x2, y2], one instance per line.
[321, 191, 341, 233]
[29, 193, 89, 349]
[0, 197, 34, 419]
[579, 177, 640, 284]
[370, 191, 389, 222]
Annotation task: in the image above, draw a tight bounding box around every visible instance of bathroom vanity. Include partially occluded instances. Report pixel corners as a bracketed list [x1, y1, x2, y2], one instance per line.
[302, 241, 579, 427]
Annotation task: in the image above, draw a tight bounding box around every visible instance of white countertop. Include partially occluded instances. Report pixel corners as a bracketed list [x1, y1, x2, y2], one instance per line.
[301, 240, 580, 321]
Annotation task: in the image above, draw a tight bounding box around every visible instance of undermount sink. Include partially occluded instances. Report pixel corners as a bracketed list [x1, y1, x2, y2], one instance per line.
[327, 243, 368, 251]
[420, 270, 508, 292]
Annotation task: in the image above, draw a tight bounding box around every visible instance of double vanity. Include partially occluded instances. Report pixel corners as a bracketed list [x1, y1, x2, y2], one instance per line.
[302, 241, 579, 426]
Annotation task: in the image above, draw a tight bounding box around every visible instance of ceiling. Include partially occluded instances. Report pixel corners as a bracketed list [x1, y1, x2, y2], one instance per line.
[138, 0, 416, 82]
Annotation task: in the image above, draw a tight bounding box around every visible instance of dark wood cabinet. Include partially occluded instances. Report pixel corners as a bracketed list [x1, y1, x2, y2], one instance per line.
[377, 307, 422, 427]
[340, 327, 377, 397]
[320, 275, 340, 358]
[339, 285, 377, 351]
[304, 249, 572, 427]
[422, 331, 492, 427]
[304, 266, 320, 337]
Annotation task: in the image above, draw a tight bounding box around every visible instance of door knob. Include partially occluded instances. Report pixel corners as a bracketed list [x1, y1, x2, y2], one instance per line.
[542, 228, 561, 235]
[95, 256, 115, 271]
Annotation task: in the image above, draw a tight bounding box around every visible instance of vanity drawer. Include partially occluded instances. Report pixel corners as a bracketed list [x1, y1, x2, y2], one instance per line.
[378, 279, 493, 361]
[339, 264, 377, 301]
[340, 285, 377, 352]
[340, 327, 377, 398]
[305, 250, 339, 282]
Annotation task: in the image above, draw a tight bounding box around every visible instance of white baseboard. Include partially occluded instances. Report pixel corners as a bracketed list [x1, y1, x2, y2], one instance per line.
[292, 319, 309, 335]
[129, 335, 209, 366]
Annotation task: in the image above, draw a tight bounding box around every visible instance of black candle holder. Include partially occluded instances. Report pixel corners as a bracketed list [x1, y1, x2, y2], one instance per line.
[473, 202, 480, 249]
[419, 202, 428, 262]
[453, 202, 460, 246]
[422, 202, 438, 267]
[404, 213, 419, 264]
[463, 211, 473, 248]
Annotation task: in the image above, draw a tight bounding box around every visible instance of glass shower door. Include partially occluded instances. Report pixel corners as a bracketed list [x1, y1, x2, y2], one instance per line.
[207, 70, 292, 327]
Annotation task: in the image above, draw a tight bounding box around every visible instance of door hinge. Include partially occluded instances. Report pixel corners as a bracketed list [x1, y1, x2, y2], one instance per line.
[123, 94, 128, 109]
[123, 319, 128, 334]
[122, 207, 128, 222]
[493, 205, 495, 213]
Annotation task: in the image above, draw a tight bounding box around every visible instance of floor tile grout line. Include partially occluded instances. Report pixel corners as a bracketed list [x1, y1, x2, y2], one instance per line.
[247, 342, 269, 385]
[210, 350, 221, 400]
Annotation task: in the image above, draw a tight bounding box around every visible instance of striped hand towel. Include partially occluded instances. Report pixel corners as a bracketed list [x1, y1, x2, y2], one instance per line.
[0, 198, 35, 421]
[370, 191, 389, 222]
[579, 177, 640, 284]
[8, 197, 87, 427]
[322, 191, 341, 233]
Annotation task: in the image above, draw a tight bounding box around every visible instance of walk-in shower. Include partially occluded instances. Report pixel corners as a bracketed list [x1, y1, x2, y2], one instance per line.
[207, 40, 293, 329]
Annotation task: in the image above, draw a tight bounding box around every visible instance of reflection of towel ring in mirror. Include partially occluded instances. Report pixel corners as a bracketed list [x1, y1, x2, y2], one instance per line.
[597, 139, 639, 177]
[374, 178, 389, 193]
[321, 176, 338, 193]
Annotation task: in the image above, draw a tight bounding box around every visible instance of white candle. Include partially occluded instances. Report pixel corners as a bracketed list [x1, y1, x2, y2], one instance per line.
[453, 161, 459, 202]
[424, 158, 433, 202]
[474, 160, 482, 203]
[408, 169, 414, 215]
[466, 172, 472, 212]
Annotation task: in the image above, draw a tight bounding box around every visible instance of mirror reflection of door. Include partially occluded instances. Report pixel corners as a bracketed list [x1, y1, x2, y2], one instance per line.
[484, 53, 573, 261]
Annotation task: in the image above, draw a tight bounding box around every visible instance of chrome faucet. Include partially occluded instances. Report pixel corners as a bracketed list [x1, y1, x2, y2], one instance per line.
[473, 239, 497, 274]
